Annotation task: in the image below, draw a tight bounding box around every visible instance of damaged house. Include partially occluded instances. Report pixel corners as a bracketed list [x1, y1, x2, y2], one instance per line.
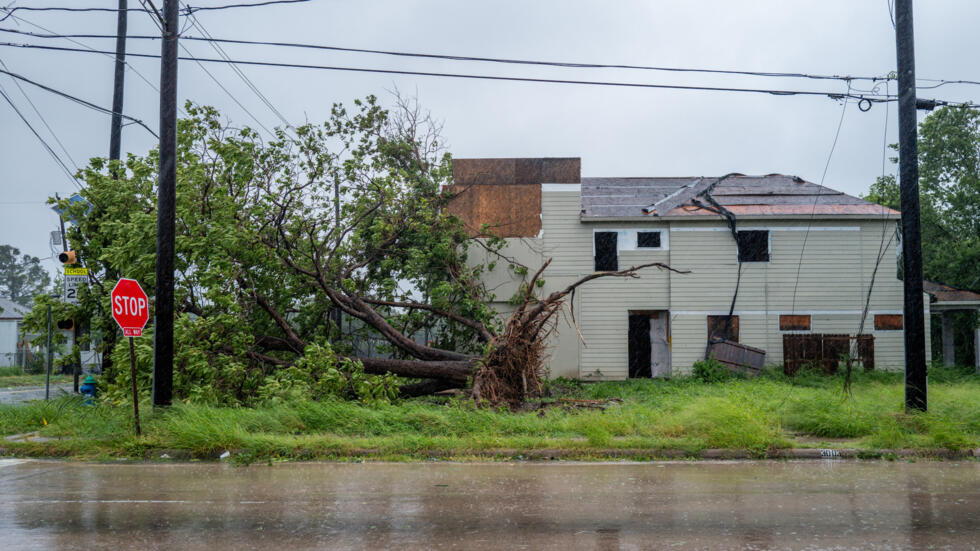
[449, 157, 931, 379]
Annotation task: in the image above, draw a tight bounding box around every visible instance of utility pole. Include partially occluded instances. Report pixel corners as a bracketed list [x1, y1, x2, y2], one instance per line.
[895, 0, 927, 412]
[152, 0, 178, 407]
[108, 0, 127, 166]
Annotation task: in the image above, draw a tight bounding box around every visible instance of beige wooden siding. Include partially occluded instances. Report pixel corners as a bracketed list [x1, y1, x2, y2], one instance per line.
[469, 187, 920, 378]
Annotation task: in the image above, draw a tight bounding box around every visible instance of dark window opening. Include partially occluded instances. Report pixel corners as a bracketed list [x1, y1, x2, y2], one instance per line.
[707, 315, 739, 342]
[779, 314, 811, 331]
[736, 230, 770, 262]
[874, 314, 903, 330]
[594, 231, 618, 271]
[637, 231, 662, 248]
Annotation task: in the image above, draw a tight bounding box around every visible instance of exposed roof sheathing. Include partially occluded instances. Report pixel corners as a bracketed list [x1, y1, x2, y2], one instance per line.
[581, 174, 898, 218]
[448, 158, 580, 237]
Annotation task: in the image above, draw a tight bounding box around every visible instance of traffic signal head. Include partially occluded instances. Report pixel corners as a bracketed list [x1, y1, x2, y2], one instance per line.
[56, 319, 75, 331]
[58, 250, 77, 264]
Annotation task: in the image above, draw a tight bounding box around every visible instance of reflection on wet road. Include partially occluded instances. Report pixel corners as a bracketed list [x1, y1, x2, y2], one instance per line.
[1, 459, 977, 550]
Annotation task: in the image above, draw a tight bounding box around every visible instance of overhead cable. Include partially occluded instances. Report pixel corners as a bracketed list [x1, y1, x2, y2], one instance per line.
[0, 58, 79, 170]
[0, 66, 158, 137]
[0, 1, 308, 22]
[6, 26, 980, 89]
[0, 41, 917, 105]
[183, 10, 293, 133]
[0, 82, 80, 188]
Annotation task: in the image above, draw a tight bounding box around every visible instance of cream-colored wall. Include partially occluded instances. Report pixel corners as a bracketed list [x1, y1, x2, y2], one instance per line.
[471, 187, 925, 378]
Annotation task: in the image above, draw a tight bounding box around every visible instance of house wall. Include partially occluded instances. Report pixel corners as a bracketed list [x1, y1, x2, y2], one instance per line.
[0, 319, 20, 366]
[469, 186, 927, 379]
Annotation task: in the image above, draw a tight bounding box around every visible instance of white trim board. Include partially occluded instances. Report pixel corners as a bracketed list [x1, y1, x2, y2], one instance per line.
[670, 310, 904, 316]
[542, 183, 582, 192]
[670, 226, 860, 232]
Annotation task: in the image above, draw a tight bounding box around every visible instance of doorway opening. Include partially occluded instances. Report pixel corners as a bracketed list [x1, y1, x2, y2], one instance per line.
[628, 310, 671, 378]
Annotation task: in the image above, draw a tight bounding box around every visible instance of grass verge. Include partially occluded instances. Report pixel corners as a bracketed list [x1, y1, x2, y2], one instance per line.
[1, 366, 977, 461]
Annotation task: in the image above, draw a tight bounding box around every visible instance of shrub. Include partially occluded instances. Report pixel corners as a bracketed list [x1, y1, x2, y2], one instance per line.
[692, 357, 731, 383]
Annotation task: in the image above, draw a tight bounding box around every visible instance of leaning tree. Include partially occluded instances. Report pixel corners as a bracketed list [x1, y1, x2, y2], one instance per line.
[25, 96, 674, 406]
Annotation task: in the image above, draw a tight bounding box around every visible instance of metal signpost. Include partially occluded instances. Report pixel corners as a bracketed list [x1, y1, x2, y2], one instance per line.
[110, 279, 150, 435]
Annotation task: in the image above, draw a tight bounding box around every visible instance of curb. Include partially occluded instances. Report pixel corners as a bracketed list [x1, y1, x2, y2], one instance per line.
[2, 445, 979, 462]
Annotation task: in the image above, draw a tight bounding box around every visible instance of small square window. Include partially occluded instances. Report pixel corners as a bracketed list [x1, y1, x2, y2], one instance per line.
[594, 232, 618, 271]
[637, 231, 662, 248]
[736, 230, 769, 262]
[707, 315, 739, 342]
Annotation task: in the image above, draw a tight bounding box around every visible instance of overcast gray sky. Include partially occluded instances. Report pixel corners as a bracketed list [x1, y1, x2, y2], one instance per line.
[1, 0, 978, 270]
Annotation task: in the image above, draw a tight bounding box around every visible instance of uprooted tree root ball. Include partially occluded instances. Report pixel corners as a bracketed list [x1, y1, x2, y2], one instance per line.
[472, 259, 685, 408]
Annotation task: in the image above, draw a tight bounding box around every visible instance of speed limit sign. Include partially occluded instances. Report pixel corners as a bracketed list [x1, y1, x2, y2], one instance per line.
[64, 266, 89, 304]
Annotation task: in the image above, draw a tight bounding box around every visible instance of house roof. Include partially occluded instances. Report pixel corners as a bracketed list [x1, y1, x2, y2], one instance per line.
[0, 297, 29, 319]
[923, 280, 980, 309]
[580, 174, 898, 219]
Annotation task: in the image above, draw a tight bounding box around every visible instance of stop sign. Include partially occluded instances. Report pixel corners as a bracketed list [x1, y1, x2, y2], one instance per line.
[111, 278, 150, 337]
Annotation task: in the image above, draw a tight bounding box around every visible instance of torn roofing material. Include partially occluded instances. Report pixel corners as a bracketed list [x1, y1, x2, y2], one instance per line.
[581, 174, 898, 218]
[923, 280, 980, 305]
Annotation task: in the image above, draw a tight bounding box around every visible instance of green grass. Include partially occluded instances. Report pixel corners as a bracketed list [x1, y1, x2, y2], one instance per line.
[0, 367, 72, 388]
[1, 366, 977, 461]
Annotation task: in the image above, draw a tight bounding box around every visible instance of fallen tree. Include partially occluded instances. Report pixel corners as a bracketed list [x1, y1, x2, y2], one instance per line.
[25, 96, 681, 406]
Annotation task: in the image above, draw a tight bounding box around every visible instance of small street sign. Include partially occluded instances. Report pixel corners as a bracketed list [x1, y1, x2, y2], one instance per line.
[64, 266, 89, 304]
[110, 278, 150, 337]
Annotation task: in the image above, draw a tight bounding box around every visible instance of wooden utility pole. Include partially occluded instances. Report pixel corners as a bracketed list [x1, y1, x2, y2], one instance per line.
[895, 0, 927, 412]
[108, 0, 127, 165]
[152, 0, 178, 407]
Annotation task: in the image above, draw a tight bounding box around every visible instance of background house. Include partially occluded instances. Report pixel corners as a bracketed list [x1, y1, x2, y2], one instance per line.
[0, 296, 29, 367]
[449, 157, 930, 379]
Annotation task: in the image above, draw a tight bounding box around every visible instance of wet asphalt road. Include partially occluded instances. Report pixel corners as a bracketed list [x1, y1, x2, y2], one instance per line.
[1, 459, 977, 550]
[0, 384, 74, 405]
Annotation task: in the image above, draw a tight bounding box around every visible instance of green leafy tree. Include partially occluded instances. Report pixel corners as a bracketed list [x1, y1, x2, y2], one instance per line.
[20, 96, 501, 404]
[0, 244, 52, 307]
[865, 106, 980, 363]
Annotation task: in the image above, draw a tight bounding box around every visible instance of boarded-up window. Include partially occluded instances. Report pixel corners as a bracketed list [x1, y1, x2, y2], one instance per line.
[637, 231, 662, 248]
[736, 230, 770, 262]
[707, 315, 739, 342]
[779, 314, 811, 331]
[874, 314, 903, 330]
[594, 232, 618, 271]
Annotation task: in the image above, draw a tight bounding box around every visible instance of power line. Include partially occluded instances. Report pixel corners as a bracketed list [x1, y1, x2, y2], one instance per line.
[1, 41, 922, 106]
[0, 66, 158, 137]
[0, 57, 79, 170]
[0, 81, 80, 188]
[181, 0, 308, 14]
[0, 1, 308, 22]
[5, 14, 162, 96]
[177, 35, 277, 137]
[8, 26, 980, 90]
[791, 85, 852, 314]
[5, 25, 980, 92]
[183, 10, 293, 132]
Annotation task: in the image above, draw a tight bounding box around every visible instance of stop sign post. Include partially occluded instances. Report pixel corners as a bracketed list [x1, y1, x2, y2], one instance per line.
[111, 278, 148, 435]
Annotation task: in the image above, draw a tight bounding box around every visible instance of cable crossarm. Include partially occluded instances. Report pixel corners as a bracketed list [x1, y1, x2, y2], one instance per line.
[0, 66, 158, 138]
[0, 41, 906, 104]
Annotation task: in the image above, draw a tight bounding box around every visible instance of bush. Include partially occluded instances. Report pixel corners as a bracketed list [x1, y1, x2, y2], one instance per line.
[692, 357, 731, 383]
[256, 343, 399, 405]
